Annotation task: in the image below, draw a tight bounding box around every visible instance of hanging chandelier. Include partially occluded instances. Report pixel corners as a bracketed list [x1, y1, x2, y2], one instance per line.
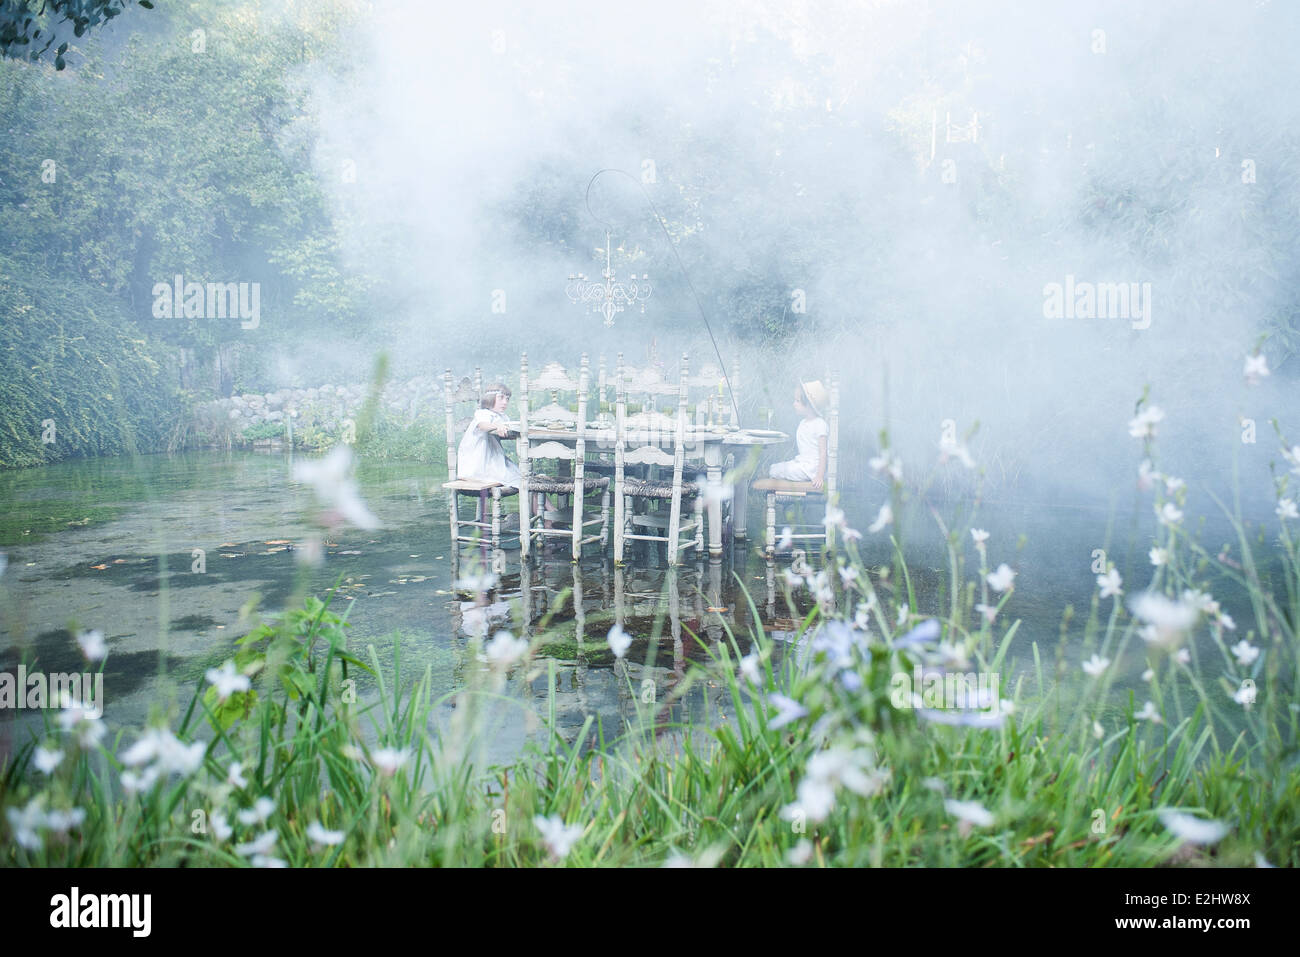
[566, 230, 652, 326]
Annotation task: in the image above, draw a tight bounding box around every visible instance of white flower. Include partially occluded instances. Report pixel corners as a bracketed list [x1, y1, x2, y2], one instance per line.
[455, 572, 499, 593]
[868, 503, 893, 534]
[739, 651, 761, 686]
[483, 631, 530, 669]
[1137, 459, 1160, 492]
[1082, 654, 1110, 678]
[43, 807, 86, 835]
[370, 747, 410, 777]
[120, 767, 158, 795]
[938, 432, 975, 468]
[1141, 668, 1155, 682]
[854, 602, 872, 630]
[1157, 502, 1183, 526]
[206, 660, 251, 702]
[783, 776, 836, 823]
[227, 761, 248, 789]
[1231, 640, 1259, 667]
[869, 451, 903, 482]
[307, 821, 345, 846]
[7, 798, 48, 851]
[292, 444, 380, 530]
[75, 629, 107, 662]
[534, 815, 583, 860]
[974, 603, 997, 624]
[1135, 700, 1162, 723]
[970, 528, 989, 547]
[1128, 405, 1165, 440]
[1174, 648, 1191, 665]
[766, 693, 809, 730]
[237, 797, 275, 826]
[211, 811, 233, 841]
[1148, 547, 1168, 567]
[782, 568, 804, 588]
[1163, 476, 1185, 495]
[606, 624, 632, 660]
[944, 799, 994, 828]
[1096, 568, 1123, 599]
[938, 641, 970, 670]
[786, 839, 814, 865]
[251, 854, 288, 868]
[121, 727, 205, 777]
[1277, 499, 1299, 521]
[6, 807, 49, 849]
[33, 746, 64, 775]
[823, 504, 845, 529]
[1216, 611, 1236, 631]
[1233, 680, 1257, 708]
[987, 564, 1016, 593]
[781, 748, 886, 825]
[1284, 444, 1300, 477]
[1131, 592, 1199, 649]
[778, 526, 794, 551]
[234, 829, 278, 857]
[1092, 720, 1105, 740]
[837, 564, 859, 586]
[1158, 809, 1229, 845]
[1244, 353, 1269, 385]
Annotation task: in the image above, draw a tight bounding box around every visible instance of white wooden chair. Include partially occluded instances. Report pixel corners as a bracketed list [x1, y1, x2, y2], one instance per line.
[752, 374, 840, 557]
[441, 368, 518, 549]
[614, 353, 705, 566]
[518, 353, 611, 561]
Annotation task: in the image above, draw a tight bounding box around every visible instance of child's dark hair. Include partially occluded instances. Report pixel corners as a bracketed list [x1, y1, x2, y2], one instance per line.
[480, 383, 511, 409]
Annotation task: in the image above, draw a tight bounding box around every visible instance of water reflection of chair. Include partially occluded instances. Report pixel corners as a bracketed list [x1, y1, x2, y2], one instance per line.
[441, 368, 518, 550]
[614, 354, 704, 566]
[752, 374, 840, 557]
[518, 353, 611, 561]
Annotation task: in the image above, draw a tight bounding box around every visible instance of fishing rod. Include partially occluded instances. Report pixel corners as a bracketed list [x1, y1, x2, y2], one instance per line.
[582, 168, 742, 428]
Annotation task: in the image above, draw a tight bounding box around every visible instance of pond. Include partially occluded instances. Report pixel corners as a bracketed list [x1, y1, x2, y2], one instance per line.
[0, 449, 1265, 765]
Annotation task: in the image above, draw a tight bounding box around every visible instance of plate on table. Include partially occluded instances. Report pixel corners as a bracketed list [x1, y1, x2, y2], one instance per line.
[742, 429, 786, 437]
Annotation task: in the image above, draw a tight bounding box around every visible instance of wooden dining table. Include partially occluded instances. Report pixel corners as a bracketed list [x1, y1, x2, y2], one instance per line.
[509, 423, 789, 558]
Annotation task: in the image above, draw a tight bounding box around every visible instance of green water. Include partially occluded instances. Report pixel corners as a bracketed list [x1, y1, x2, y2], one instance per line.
[0, 449, 1269, 761]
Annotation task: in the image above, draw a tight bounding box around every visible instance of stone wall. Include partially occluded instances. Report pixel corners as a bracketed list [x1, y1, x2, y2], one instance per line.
[194, 375, 446, 438]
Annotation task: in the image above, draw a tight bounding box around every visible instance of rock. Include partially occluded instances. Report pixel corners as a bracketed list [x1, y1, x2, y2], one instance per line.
[228, 408, 242, 420]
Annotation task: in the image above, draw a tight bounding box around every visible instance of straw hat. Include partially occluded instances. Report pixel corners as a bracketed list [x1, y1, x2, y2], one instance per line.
[800, 380, 829, 417]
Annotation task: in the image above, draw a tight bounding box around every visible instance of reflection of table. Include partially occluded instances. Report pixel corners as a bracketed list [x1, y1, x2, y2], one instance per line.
[512, 425, 787, 559]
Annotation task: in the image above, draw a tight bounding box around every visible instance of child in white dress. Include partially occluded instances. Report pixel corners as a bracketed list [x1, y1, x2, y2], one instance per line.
[456, 383, 522, 489]
[768, 380, 829, 489]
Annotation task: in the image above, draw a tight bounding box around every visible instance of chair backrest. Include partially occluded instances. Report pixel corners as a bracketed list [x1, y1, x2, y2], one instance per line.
[519, 353, 592, 475]
[442, 366, 483, 475]
[616, 352, 695, 481]
[826, 373, 840, 495]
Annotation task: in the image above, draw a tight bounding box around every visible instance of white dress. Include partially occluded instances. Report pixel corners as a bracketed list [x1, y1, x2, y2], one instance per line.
[769, 416, 828, 482]
[456, 409, 521, 488]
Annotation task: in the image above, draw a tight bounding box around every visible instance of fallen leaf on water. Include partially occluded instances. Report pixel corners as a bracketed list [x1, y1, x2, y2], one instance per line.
[409, 555, 420, 558]
[220, 553, 244, 558]
[264, 540, 291, 545]
[220, 542, 238, 547]
[91, 563, 108, 570]
[339, 550, 361, 555]
[112, 559, 127, 564]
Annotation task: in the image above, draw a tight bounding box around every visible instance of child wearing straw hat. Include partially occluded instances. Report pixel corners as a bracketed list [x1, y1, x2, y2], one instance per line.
[768, 380, 829, 489]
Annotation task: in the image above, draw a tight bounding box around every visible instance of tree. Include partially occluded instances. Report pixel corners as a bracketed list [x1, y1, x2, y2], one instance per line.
[0, 0, 154, 69]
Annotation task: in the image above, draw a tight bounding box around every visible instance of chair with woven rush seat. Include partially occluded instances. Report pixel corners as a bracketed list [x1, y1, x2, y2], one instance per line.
[614, 353, 704, 566]
[441, 368, 518, 549]
[752, 374, 840, 557]
[518, 353, 610, 561]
